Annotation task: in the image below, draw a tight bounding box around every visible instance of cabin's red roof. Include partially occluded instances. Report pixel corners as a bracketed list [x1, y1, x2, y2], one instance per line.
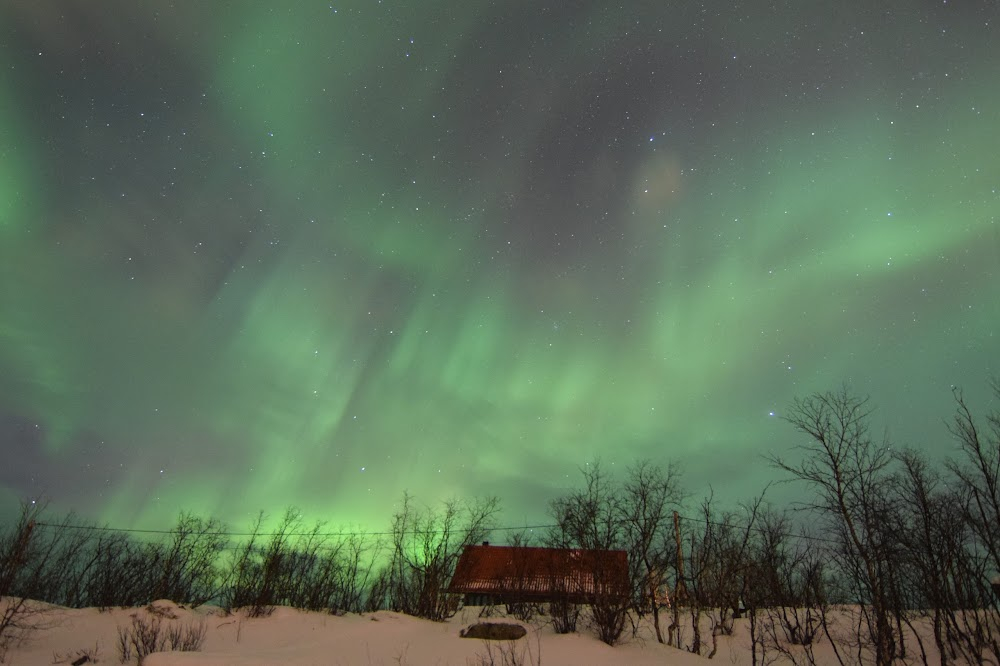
[448, 545, 629, 602]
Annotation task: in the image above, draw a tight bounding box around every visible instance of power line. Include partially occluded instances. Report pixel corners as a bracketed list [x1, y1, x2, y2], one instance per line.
[32, 521, 560, 539]
[674, 513, 842, 546]
[31, 513, 839, 546]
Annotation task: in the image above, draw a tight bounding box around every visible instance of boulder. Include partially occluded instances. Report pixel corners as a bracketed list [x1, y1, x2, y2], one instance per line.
[460, 622, 527, 640]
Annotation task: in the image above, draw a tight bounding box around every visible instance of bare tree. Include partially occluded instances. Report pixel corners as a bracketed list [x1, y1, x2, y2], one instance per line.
[948, 382, 1000, 578]
[222, 509, 295, 616]
[620, 459, 684, 644]
[708, 493, 765, 656]
[742, 507, 799, 666]
[85, 530, 162, 609]
[153, 512, 228, 606]
[547, 461, 638, 646]
[384, 492, 500, 621]
[329, 531, 382, 614]
[750, 518, 833, 666]
[944, 381, 1000, 663]
[769, 387, 900, 666]
[675, 492, 763, 659]
[548, 462, 623, 553]
[680, 500, 711, 656]
[887, 448, 962, 665]
[0, 502, 75, 659]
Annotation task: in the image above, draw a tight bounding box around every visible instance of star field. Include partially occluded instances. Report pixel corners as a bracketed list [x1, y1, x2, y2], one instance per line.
[0, 2, 997, 531]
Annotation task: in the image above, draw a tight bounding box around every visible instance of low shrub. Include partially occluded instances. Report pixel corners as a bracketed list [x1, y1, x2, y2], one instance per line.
[115, 613, 206, 664]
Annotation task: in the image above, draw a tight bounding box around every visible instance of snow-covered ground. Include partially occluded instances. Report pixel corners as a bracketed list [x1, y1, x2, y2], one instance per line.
[4, 598, 928, 665]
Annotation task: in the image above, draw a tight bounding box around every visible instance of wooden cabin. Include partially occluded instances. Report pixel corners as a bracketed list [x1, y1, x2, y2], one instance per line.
[447, 543, 629, 606]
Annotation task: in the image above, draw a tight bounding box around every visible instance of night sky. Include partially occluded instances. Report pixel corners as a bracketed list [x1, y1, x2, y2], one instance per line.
[1, 2, 998, 533]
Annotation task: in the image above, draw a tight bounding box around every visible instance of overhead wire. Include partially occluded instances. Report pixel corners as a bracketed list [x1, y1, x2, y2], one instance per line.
[32, 512, 841, 546]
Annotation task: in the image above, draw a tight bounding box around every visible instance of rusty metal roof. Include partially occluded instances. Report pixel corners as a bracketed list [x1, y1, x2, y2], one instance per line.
[447, 545, 629, 602]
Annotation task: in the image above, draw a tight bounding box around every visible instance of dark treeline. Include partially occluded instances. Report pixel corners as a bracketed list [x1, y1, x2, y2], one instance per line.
[2, 381, 1000, 665]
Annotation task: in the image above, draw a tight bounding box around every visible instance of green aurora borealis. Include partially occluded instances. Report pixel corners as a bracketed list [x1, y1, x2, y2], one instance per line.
[1, 2, 998, 532]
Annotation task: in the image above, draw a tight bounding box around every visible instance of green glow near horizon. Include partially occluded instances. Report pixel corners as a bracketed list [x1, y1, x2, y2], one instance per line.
[0, 4, 997, 534]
